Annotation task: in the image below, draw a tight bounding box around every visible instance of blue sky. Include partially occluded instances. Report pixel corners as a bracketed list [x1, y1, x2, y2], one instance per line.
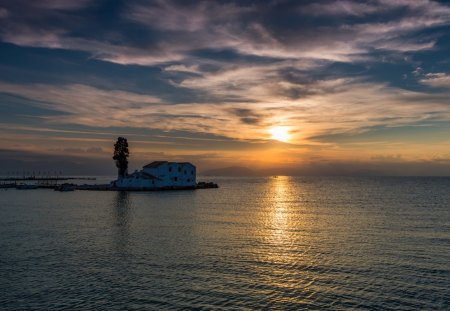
[0, 0, 450, 175]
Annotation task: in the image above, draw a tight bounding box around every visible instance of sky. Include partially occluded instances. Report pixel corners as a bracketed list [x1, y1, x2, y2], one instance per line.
[0, 0, 450, 176]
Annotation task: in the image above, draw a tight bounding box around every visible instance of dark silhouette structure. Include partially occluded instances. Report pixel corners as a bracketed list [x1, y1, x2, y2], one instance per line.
[113, 137, 129, 179]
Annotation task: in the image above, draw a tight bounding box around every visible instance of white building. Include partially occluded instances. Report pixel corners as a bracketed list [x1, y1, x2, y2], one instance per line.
[113, 161, 196, 190]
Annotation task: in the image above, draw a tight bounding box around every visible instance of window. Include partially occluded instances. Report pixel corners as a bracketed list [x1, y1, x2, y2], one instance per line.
[169, 167, 172, 172]
[178, 167, 181, 172]
[174, 177, 178, 181]
[187, 179, 190, 182]
[184, 170, 187, 175]
[152, 180, 154, 185]
[191, 170, 194, 175]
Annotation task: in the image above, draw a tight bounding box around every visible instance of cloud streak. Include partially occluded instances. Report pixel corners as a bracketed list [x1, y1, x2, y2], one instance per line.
[1, 78, 450, 145]
[421, 73, 450, 88]
[1, 0, 449, 66]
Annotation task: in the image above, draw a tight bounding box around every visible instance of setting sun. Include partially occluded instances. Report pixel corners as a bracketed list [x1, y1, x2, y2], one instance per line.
[270, 126, 290, 142]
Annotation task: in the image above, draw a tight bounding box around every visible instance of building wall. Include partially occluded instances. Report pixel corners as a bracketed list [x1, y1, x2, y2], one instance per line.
[114, 162, 196, 189]
[143, 162, 196, 187]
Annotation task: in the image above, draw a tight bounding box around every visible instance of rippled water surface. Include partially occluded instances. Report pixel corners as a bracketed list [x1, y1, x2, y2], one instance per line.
[1, 176, 450, 310]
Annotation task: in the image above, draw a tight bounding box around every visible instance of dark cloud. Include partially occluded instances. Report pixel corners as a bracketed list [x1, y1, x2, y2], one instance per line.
[1, 0, 449, 67]
[229, 108, 265, 125]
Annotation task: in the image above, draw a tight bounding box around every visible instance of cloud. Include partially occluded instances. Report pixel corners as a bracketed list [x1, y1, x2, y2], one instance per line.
[164, 64, 202, 74]
[86, 146, 103, 153]
[371, 154, 403, 161]
[123, 0, 450, 63]
[228, 108, 265, 125]
[1, 0, 449, 67]
[1, 77, 450, 146]
[413, 67, 424, 76]
[302, 1, 380, 16]
[32, 0, 95, 10]
[304, 0, 450, 18]
[0, 82, 162, 115]
[51, 146, 104, 154]
[0, 8, 8, 18]
[126, 0, 252, 32]
[420, 73, 450, 88]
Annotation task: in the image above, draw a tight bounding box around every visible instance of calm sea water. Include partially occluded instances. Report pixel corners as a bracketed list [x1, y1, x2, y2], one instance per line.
[1, 176, 449, 310]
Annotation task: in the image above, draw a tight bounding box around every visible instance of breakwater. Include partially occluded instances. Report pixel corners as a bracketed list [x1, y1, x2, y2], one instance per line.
[1, 181, 219, 191]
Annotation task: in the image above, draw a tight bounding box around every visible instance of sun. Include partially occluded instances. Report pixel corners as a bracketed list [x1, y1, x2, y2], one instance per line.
[270, 126, 290, 142]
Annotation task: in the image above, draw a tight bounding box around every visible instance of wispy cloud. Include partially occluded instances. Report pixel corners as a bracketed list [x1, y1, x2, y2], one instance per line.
[32, 0, 95, 10]
[1, 0, 449, 66]
[126, 0, 252, 32]
[302, 1, 380, 16]
[420, 73, 450, 88]
[0, 7, 8, 18]
[305, 0, 450, 17]
[1, 79, 449, 144]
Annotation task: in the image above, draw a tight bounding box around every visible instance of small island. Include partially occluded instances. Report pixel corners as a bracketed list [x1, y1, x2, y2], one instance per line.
[108, 137, 217, 190]
[77, 137, 218, 191]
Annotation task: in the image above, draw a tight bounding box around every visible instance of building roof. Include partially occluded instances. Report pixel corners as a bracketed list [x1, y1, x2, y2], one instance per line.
[178, 162, 195, 166]
[143, 161, 195, 168]
[127, 171, 160, 180]
[143, 161, 168, 168]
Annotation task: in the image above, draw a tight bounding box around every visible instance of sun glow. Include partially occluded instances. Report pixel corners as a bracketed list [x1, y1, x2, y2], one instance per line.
[270, 126, 290, 142]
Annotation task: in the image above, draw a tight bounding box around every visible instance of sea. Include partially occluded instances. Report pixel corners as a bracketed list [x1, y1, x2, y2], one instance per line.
[1, 176, 449, 310]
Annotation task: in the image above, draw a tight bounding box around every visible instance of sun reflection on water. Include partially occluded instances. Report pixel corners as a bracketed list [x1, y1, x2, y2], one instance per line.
[258, 175, 304, 268]
[249, 176, 325, 305]
[270, 176, 292, 245]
